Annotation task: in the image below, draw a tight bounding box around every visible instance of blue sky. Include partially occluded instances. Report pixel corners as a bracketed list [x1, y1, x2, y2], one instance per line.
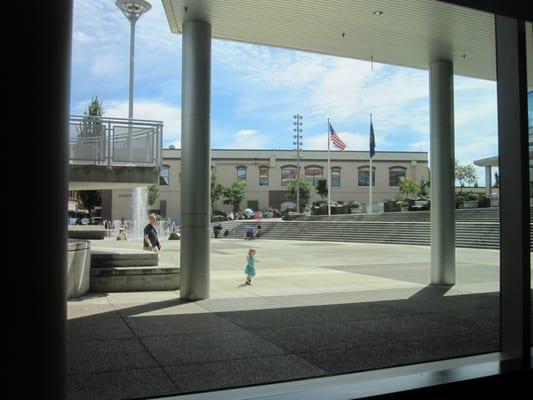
[71, 0, 500, 185]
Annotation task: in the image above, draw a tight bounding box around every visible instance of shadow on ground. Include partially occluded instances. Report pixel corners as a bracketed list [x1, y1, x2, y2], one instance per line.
[66, 286, 510, 400]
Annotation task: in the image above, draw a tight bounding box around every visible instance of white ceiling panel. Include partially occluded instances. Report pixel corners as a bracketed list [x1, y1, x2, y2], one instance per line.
[162, 0, 533, 84]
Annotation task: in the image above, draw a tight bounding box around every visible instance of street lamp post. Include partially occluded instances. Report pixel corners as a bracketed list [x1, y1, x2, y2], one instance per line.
[293, 114, 303, 213]
[115, 0, 151, 161]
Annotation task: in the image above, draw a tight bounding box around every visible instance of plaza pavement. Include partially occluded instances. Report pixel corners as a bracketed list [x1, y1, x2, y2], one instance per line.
[67, 238, 525, 400]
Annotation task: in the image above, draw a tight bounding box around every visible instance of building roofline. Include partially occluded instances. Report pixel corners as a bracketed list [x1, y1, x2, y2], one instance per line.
[164, 148, 427, 155]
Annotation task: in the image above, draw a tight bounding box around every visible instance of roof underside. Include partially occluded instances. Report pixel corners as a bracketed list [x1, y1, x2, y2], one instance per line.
[162, 0, 533, 84]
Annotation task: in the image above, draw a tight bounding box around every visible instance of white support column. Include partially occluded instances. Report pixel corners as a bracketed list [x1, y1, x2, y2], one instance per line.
[180, 20, 211, 300]
[430, 60, 455, 285]
[485, 166, 492, 197]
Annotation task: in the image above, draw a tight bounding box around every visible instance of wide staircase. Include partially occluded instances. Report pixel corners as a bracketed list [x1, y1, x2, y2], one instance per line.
[214, 208, 533, 250]
[300, 207, 533, 223]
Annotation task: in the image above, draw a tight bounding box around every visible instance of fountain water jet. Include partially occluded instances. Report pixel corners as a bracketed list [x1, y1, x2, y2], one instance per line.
[131, 186, 148, 238]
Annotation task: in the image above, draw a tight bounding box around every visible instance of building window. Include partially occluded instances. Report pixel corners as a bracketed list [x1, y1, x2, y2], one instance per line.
[160, 165, 170, 185]
[236, 166, 247, 182]
[331, 167, 341, 187]
[259, 166, 269, 186]
[281, 165, 297, 186]
[358, 167, 376, 187]
[389, 167, 407, 187]
[305, 166, 323, 186]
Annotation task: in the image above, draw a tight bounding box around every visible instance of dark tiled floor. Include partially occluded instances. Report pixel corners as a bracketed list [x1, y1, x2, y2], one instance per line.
[67, 368, 177, 400]
[67, 288, 503, 399]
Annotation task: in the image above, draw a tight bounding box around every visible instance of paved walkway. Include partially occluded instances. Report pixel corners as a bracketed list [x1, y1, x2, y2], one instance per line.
[67, 239, 516, 400]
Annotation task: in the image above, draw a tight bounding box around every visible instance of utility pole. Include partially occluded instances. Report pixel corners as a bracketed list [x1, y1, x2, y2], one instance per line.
[293, 114, 303, 213]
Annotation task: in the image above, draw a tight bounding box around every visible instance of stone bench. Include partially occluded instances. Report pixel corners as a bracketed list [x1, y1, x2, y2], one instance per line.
[68, 225, 106, 240]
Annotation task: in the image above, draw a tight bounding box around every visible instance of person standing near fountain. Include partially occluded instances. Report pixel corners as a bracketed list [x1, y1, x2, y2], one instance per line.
[143, 213, 161, 252]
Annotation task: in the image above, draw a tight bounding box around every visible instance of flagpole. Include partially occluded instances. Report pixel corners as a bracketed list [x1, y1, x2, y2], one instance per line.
[369, 113, 373, 215]
[327, 118, 331, 216]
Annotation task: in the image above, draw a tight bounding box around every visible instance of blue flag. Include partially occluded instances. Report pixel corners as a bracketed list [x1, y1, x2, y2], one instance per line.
[369, 120, 376, 158]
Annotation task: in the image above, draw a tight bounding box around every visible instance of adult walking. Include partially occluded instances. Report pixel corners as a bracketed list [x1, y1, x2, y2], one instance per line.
[143, 213, 161, 252]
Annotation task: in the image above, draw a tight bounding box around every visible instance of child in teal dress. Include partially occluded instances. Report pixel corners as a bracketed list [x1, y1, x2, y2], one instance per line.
[244, 248, 257, 285]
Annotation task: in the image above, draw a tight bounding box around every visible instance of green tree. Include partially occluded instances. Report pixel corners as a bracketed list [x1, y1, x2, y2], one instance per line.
[286, 178, 311, 211]
[222, 181, 246, 212]
[76, 97, 105, 160]
[211, 175, 225, 214]
[419, 177, 430, 198]
[398, 178, 420, 200]
[315, 178, 328, 200]
[86, 97, 104, 117]
[78, 97, 104, 135]
[455, 160, 478, 190]
[77, 191, 101, 217]
[147, 185, 159, 206]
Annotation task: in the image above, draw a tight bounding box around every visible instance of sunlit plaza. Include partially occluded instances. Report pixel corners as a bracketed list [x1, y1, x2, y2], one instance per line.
[66, 237, 517, 399]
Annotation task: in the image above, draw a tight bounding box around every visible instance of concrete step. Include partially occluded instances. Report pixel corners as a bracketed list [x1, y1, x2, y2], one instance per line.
[218, 219, 529, 250]
[91, 248, 159, 268]
[90, 263, 180, 292]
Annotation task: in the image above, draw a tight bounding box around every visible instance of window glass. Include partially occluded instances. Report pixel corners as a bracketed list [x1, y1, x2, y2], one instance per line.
[305, 166, 323, 186]
[281, 165, 297, 186]
[389, 167, 406, 186]
[160, 165, 170, 185]
[259, 166, 269, 186]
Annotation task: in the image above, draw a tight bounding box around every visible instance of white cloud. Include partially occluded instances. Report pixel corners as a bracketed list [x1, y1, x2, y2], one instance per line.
[105, 100, 181, 145]
[73, 31, 93, 44]
[73, 0, 181, 85]
[221, 129, 269, 149]
[89, 53, 122, 76]
[71, 0, 501, 189]
[236, 129, 259, 138]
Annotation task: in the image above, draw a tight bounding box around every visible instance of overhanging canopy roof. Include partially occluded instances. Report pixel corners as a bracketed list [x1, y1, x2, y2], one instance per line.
[162, 0, 533, 84]
[473, 156, 499, 167]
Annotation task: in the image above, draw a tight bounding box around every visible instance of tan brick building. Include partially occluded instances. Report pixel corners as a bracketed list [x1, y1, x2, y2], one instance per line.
[107, 148, 428, 220]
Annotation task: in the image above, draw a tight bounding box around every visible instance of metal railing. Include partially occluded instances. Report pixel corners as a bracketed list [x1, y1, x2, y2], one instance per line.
[69, 115, 163, 168]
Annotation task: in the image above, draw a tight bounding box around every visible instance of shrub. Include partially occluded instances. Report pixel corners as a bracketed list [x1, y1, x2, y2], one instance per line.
[464, 192, 478, 200]
[397, 199, 410, 208]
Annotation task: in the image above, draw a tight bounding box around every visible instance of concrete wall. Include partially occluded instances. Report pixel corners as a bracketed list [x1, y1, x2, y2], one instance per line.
[108, 149, 428, 220]
[67, 240, 91, 299]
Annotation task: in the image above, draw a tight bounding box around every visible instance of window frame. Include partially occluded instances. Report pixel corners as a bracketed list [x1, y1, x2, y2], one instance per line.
[259, 165, 269, 186]
[304, 165, 324, 186]
[331, 166, 341, 187]
[358, 166, 376, 187]
[236, 165, 247, 182]
[159, 164, 170, 186]
[389, 166, 407, 187]
[281, 164, 297, 187]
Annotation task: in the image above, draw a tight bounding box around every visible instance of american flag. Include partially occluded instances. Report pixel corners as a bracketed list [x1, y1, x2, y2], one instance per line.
[328, 122, 346, 151]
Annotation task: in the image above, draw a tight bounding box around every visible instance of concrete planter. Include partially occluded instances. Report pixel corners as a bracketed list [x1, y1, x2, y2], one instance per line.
[67, 240, 91, 299]
[350, 208, 361, 214]
[463, 200, 478, 208]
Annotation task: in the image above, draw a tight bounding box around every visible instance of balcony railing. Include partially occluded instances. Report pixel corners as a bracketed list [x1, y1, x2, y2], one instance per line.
[69, 115, 163, 168]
